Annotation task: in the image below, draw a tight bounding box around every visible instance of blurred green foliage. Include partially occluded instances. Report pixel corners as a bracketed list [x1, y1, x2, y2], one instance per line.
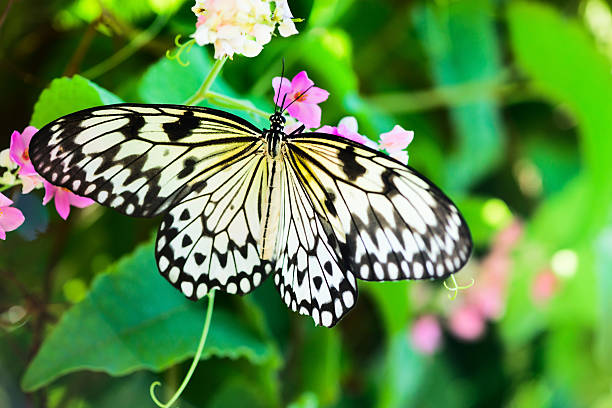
[2, 0, 612, 407]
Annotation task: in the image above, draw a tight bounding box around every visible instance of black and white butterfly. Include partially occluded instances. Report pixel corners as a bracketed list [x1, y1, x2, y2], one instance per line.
[30, 92, 471, 327]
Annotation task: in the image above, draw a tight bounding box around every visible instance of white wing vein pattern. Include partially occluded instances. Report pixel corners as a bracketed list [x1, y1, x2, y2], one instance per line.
[285, 133, 472, 288]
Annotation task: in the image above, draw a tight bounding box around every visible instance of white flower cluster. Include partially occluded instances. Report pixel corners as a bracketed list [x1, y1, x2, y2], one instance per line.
[191, 0, 299, 59]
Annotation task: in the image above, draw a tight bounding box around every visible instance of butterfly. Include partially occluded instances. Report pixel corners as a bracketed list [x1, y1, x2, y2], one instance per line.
[30, 89, 472, 327]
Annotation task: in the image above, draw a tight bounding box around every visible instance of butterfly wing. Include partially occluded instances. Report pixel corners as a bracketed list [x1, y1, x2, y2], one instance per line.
[284, 133, 472, 284]
[30, 104, 263, 217]
[31, 103, 273, 297]
[156, 149, 273, 299]
[273, 156, 358, 327]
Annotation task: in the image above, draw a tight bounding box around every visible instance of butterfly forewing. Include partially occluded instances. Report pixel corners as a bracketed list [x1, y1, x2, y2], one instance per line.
[284, 133, 472, 284]
[30, 104, 262, 217]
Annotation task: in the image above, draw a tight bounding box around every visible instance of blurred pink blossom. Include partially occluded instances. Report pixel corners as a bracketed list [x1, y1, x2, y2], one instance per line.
[0, 193, 25, 240]
[494, 220, 524, 253]
[318, 117, 376, 148]
[531, 269, 559, 305]
[42, 181, 94, 220]
[470, 282, 505, 319]
[410, 315, 442, 355]
[448, 305, 485, 341]
[273, 71, 329, 128]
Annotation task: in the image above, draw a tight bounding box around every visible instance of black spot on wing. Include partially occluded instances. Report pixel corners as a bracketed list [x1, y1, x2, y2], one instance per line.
[163, 111, 200, 141]
[177, 157, 197, 179]
[194, 253, 206, 265]
[126, 114, 146, 138]
[180, 209, 190, 221]
[337, 145, 366, 181]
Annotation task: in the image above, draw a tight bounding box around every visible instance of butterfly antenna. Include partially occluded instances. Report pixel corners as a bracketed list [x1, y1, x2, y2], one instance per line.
[280, 92, 288, 112]
[274, 59, 286, 113]
[282, 84, 314, 113]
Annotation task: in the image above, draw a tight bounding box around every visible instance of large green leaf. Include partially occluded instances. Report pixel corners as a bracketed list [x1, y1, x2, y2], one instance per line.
[30, 75, 123, 128]
[22, 241, 279, 391]
[413, 0, 505, 193]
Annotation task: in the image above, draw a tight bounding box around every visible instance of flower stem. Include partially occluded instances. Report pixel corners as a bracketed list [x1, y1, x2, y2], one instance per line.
[150, 289, 216, 408]
[183, 57, 227, 106]
[206, 91, 271, 118]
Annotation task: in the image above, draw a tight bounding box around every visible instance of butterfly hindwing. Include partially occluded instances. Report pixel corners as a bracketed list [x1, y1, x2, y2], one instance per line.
[30, 104, 262, 217]
[285, 133, 472, 282]
[273, 157, 358, 327]
[155, 149, 274, 298]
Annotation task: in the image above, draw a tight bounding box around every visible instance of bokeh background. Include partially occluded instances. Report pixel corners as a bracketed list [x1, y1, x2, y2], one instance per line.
[2, 0, 612, 407]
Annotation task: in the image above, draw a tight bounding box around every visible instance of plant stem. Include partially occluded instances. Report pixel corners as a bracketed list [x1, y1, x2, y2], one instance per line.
[183, 57, 227, 106]
[206, 91, 271, 118]
[150, 289, 216, 408]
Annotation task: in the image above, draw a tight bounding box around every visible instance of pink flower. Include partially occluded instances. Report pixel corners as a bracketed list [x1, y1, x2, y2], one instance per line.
[379, 125, 414, 152]
[0, 193, 25, 240]
[531, 269, 559, 305]
[9, 127, 44, 192]
[318, 117, 377, 148]
[10, 127, 38, 176]
[410, 315, 442, 355]
[42, 181, 95, 220]
[448, 305, 485, 341]
[378, 125, 414, 165]
[273, 71, 329, 128]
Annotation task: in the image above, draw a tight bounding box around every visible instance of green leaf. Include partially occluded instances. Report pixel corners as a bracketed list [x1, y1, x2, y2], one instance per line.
[413, 0, 505, 192]
[30, 75, 124, 128]
[22, 241, 279, 391]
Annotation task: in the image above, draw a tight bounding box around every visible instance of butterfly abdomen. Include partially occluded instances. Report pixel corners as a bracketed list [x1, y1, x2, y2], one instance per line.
[258, 156, 283, 260]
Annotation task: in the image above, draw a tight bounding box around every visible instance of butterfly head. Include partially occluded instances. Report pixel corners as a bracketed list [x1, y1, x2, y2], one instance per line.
[269, 112, 286, 133]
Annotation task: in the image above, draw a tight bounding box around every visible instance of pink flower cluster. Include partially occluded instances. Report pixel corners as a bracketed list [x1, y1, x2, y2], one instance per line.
[0, 127, 95, 240]
[272, 71, 415, 162]
[409, 221, 524, 354]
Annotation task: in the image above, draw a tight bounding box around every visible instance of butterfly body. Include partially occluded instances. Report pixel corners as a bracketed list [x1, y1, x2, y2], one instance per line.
[30, 103, 472, 327]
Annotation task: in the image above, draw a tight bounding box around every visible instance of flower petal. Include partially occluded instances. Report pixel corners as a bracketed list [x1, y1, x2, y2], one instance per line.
[54, 190, 71, 220]
[0, 193, 12, 207]
[302, 86, 329, 104]
[390, 150, 409, 165]
[288, 102, 321, 129]
[272, 77, 293, 108]
[0, 206, 25, 232]
[291, 71, 314, 93]
[379, 125, 414, 152]
[69, 193, 95, 208]
[338, 116, 358, 133]
[42, 181, 57, 205]
[9, 130, 26, 167]
[317, 125, 339, 136]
